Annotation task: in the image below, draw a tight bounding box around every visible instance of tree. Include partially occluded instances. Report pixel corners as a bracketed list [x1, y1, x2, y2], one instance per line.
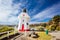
[41, 23, 47, 27]
[49, 20, 53, 25]
[51, 24, 56, 31]
[53, 15, 60, 25]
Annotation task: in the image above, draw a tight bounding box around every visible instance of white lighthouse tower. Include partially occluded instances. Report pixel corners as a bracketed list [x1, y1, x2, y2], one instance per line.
[18, 9, 30, 32]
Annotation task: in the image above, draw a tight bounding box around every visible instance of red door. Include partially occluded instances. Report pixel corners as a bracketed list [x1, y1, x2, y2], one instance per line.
[22, 24, 24, 31]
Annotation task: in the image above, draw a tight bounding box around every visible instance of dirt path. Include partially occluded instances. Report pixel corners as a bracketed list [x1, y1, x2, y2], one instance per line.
[49, 31, 60, 40]
[14, 36, 37, 40]
[12, 32, 38, 40]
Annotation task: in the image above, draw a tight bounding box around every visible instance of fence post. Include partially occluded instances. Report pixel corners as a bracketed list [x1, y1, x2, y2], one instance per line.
[7, 31, 9, 38]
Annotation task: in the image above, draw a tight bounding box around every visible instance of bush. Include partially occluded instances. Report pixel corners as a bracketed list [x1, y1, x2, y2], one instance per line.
[56, 26, 60, 31]
[39, 27, 44, 31]
[0, 26, 14, 32]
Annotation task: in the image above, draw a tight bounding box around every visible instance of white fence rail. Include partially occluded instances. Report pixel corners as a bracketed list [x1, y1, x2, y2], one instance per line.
[0, 30, 17, 40]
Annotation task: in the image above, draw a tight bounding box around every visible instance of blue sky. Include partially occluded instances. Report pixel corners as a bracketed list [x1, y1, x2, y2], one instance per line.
[0, 0, 60, 25]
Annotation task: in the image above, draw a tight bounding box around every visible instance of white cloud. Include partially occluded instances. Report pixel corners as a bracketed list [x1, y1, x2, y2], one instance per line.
[12, 3, 21, 15]
[31, 2, 60, 21]
[29, 22, 44, 24]
[0, 0, 13, 22]
[0, 0, 22, 25]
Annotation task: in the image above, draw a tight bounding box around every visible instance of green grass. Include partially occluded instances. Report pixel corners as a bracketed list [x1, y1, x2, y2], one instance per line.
[36, 32, 52, 40]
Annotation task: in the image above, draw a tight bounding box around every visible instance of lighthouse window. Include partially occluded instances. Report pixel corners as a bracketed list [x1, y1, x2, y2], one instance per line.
[23, 20, 24, 22]
[27, 23, 28, 25]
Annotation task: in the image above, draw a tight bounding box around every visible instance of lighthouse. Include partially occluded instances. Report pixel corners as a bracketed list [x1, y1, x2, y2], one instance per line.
[18, 9, 30, 32]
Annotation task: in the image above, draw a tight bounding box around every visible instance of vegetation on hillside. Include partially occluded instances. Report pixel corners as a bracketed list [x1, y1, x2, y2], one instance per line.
[46, 15, 60, 31]
[0, 26, 14, 32]
[30, 15, 60, 31]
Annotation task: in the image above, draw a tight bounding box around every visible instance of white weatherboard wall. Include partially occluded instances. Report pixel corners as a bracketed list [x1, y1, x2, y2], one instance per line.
[18, 12, 30, 31]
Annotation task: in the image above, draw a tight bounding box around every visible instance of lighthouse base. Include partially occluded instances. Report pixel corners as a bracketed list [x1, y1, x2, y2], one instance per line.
[19, 29, 30, 32]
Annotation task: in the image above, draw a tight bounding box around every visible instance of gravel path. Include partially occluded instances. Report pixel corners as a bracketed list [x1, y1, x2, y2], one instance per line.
[49, 31, 60, 40]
